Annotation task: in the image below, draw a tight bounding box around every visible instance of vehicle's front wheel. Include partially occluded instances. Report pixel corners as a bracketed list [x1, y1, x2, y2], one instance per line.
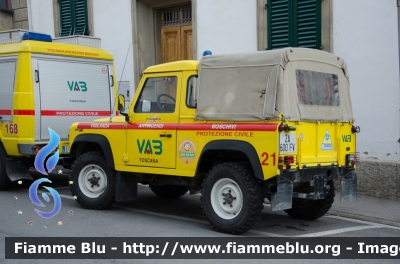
[201, 162, 264, 235]
[284, 180, 335, 220]
[149, 184, 189, 199]
[69, 151, 116, 209]
[0, 146, 12, 190]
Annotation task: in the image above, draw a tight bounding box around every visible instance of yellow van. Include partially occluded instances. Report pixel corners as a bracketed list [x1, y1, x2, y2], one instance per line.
[0, 30, 117, 189]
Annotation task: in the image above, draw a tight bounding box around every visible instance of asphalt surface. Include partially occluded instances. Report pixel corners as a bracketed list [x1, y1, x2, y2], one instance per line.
[0, 171, 399, 264]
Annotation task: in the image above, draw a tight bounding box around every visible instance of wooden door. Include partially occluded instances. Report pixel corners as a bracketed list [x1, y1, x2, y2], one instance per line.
[180, 25, 193, 60]
[161, 27, 181, 63]
[160, 5, 193, 63]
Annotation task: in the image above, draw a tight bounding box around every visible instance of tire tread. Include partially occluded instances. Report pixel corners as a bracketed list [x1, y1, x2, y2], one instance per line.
[69, 151, 115, 210]
[201, 162, 264, 235]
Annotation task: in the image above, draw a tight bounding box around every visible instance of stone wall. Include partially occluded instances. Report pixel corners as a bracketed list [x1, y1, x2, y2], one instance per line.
[0, 8, 13, 30]
[0, 12, 13, 30]
[12, 0, 28, 30]
[356, 160, 400, 200]
[335, 160, 400, 200]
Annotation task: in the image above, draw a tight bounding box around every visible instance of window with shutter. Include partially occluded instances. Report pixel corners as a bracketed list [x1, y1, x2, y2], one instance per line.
[58, 0, 89, 37]
[267, 0, 322, 50]
[0, 0, 13, 12]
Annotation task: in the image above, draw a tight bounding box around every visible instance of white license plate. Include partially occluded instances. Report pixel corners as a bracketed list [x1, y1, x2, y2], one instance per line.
[279, 134, 297, 153]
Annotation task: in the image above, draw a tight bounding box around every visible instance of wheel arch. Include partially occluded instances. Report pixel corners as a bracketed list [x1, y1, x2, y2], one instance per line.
[70, 134, 115, 170]
[195, 140, 263, 181]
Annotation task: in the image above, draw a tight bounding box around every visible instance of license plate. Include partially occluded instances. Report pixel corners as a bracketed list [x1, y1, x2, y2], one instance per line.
[279, 133, 297, 153]
[62, 146, 70, 153]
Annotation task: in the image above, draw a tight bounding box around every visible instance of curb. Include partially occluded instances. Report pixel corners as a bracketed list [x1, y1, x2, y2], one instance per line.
[327, 210, 400, 228]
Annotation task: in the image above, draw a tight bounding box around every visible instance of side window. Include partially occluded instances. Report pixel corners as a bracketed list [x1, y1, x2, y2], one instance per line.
[186, 75, 198, 108]
[134, 76, 177, 113]
[296, 70, 339, 106]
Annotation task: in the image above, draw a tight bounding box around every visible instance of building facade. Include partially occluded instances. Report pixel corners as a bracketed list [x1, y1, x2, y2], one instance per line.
[1, 0, 399, 199]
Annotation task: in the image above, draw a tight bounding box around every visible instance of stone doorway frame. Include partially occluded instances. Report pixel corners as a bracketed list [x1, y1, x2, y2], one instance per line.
[131, 0, 198, 87]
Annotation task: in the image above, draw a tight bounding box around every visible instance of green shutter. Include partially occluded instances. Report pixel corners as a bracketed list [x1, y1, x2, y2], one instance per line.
[59, 0, 73, 37]
[59, 0, 89, 37]
[295, 0, 321, 49]
[268, 0, 290, 50]
[267, 0, 321, 50]
[73, 0, 89, 35]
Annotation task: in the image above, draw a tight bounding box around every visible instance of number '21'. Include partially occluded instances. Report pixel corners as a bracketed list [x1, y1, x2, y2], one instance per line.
[5, 124, 18, 134]
[261, 152, 276, 166]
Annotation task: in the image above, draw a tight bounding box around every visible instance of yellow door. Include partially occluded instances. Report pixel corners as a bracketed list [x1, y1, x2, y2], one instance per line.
[126, 73, 181, 169]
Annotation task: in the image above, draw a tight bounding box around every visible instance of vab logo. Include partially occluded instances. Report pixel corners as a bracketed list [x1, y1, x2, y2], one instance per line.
[137, 139, 162, 155]
[29, 178, 61, 219]
[68, 81, 87, 92]
[31, 128, 62, 219]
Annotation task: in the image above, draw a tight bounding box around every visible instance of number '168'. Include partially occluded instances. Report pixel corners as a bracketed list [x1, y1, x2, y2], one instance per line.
[5, 124, 18, 134]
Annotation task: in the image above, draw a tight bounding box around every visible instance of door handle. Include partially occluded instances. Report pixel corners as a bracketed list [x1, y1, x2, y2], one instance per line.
[159, 134, 172, 138]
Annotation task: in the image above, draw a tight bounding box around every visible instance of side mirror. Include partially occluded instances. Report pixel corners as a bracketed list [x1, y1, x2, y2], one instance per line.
[117, 94, 129, 122]
[118, 94, 125, 113]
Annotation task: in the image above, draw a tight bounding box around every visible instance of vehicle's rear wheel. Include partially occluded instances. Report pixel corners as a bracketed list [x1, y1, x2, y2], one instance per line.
[201, 162, 264, 235]
[149, 184, 189, 199]
[284, 180, 335, 220]
[0, 146, 12, 190]
[69, 151, 116, 209]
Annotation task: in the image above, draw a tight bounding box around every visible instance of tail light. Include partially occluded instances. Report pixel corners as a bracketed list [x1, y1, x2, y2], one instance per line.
[34, 145, 45, 154]
[351, 125, 360, 133]
[279, 124, 296, 132]
[346, 152, 359, 166]
[278, 155, 295, 169]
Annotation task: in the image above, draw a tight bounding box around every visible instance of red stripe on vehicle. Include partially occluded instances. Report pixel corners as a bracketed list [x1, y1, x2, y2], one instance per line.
[127, 123, 177, 130]
[14, 110, 35, 116]
[77, 123, 126, 129]
[177, 123, 278, 131]
[75, 123, 278, 131]
[41, 110, 111, 117]
[0, 110, 12, 115]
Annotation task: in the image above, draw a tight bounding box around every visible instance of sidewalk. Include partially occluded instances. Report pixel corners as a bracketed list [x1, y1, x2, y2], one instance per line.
[329, 192, 400, 227]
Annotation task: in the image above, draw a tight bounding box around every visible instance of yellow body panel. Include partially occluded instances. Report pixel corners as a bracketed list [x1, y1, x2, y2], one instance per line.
[0, 39, 116, 158]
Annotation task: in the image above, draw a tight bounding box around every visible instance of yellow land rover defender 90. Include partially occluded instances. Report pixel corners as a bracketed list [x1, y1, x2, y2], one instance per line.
[67, 48, 359, 234]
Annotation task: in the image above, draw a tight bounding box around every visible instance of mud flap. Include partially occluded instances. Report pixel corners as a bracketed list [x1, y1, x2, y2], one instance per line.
[115, 172, 137, 202]
[5, 159, 32, 181]
[341, 170, 357, 202]
[271, 174, 294, 211]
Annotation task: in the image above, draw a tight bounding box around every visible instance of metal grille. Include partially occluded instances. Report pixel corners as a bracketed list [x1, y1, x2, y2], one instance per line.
[161, 5, 192, 27]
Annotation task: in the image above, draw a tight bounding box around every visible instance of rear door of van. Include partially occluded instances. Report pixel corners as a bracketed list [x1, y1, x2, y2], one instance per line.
[32, 56, 115, 141]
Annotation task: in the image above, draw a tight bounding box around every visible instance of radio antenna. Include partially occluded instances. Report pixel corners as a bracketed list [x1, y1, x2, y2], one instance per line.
[110, 43, 131, 122]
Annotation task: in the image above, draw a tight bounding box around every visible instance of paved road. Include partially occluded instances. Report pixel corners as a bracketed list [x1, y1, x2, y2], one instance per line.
[0, 171, 399, 264]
